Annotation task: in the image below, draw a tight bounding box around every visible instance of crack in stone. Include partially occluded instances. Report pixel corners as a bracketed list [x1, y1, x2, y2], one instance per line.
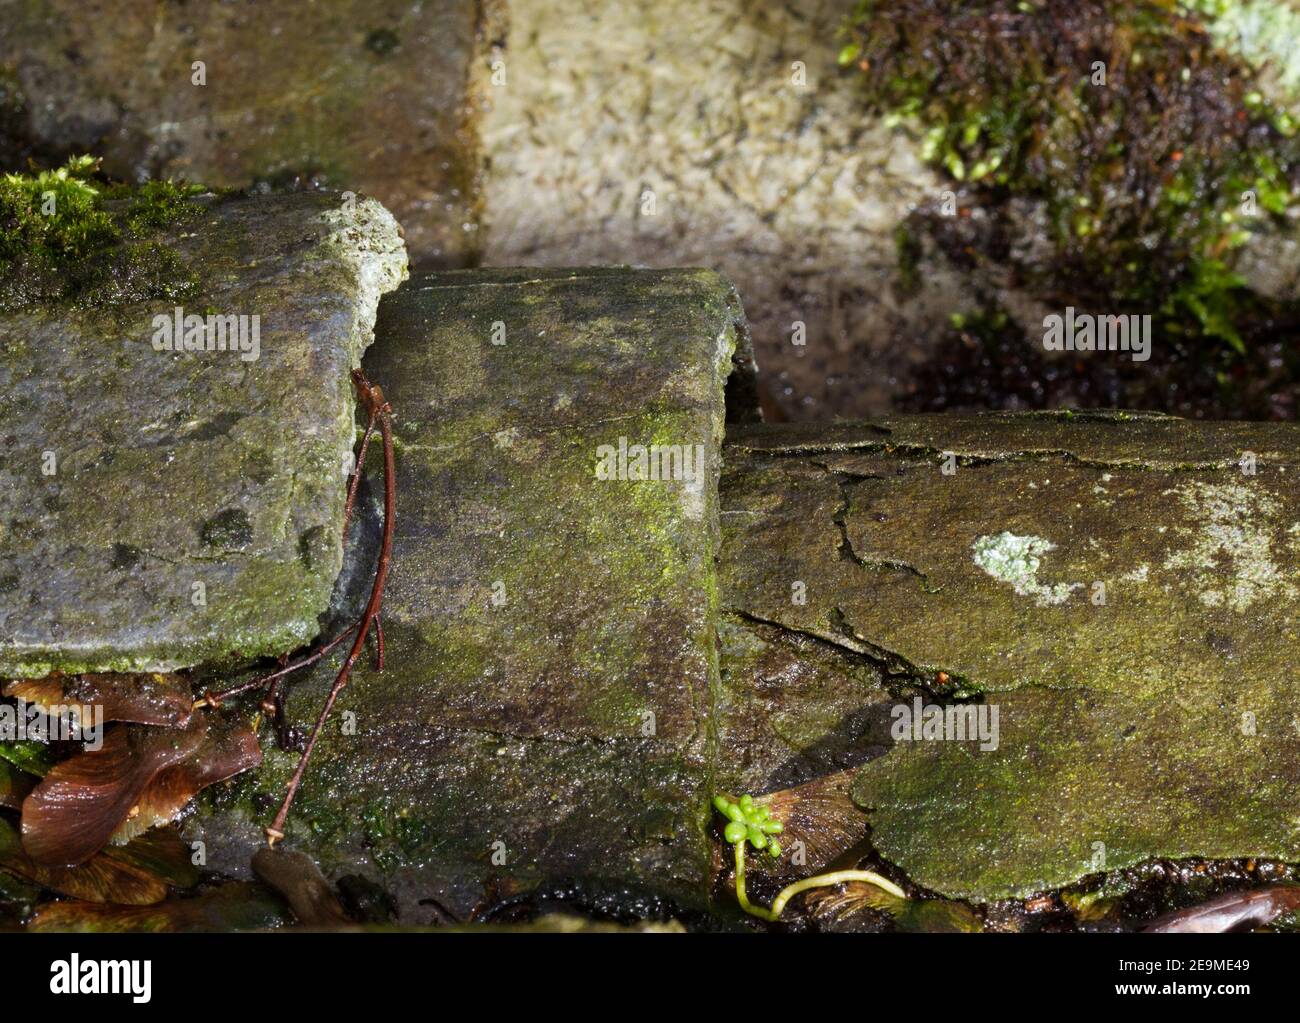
[729, 606, 1096, 704]
[812, 461, 939, 591]
[729, 438, 1289, 473]
[730, 606, 948, 698]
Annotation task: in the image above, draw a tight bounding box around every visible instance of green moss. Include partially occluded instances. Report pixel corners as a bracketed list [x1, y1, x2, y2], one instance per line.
[849, 0, 1300, 355]
[0, 155, 113, 264]
[0, 155, 208, 313]
[112, 178, 209, 233]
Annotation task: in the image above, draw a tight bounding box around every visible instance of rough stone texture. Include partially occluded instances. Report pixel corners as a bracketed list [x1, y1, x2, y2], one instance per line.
[716, 612, 892, 798]
[720, 412, 1300, 900]
[479, 0, 964, 420]
[6, 0, 1298, 421]
[186, 268, 746, 920]
[0, 0, 480, 267]
[0, 191, 408, 677]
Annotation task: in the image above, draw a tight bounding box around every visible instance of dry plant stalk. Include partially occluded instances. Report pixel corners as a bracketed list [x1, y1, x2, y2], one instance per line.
[194, 369, 396, 845]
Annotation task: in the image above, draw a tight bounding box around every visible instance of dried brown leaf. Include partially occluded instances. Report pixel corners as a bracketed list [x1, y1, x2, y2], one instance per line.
[26, 881, 292, 933]
[753, 769, 868, 874]
[1143, 885, 1300, 933]
[0, 816, 170, 905]
[805, 882, 981, 932]
[4, 672, 192, 728]
[101, 826, 200, 890]
[21, 714, 260, 867]
[0, 759, 35, 811]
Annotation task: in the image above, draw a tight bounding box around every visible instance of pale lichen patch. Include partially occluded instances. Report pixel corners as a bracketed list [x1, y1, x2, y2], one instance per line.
[1162, 481, 1298, 612]
[1120, 563, 1150, 583]
[971, 531, 1082, 606]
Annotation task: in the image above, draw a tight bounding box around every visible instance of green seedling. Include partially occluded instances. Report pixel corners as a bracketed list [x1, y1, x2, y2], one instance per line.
[712, 793, 783, 858]
[713, 792, 906, 923]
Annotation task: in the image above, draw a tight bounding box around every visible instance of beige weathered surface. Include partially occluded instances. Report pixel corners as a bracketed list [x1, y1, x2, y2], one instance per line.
[478, 0, 965, 419]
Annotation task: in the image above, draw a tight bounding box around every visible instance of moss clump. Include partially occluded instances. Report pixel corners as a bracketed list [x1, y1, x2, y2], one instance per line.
[0, 155, 207, 313]
[0, 155, 114, 264]
[844, 0, 1299, 355]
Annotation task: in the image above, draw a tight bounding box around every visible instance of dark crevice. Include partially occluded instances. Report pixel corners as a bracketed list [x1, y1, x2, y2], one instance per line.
[727, 438, 1293, 473]
[729, 606, 964, 702]
[823, 468, 938, 591]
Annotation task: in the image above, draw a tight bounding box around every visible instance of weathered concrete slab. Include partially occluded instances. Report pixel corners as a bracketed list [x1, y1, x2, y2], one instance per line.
[0, 192, 407, 676]
[727, 410, 1300, 470]
[720, 412, 1300, 900]
[187, 268, 747, 920]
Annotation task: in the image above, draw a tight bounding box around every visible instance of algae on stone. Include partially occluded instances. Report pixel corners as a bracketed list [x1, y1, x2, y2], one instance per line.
[720, 412, 1300, 900]
[0, 190, 407, 676]
[851, 684, 1300, 901]
[186, 268, 748, 920]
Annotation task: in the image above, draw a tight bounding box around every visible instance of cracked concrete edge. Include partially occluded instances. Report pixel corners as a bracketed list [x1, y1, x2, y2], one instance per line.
[725, 412, 1300, 470]
[719, 414, 1300, 699]
[319, 197, 412, 367]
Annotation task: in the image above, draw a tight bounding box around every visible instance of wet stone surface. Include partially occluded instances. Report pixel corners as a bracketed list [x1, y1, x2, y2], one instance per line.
[0, 191, 408, 676]
[187, 268, 748, 920]
[720, 411, 1300, 901]
[715, 616, 892, 798]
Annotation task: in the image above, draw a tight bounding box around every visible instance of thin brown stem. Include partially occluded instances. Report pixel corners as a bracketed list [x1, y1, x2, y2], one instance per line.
[195, 622, 360, 710]
[342, 413, 376, 541]
[267, 370, 395, 845]
[196, 386, 382, 717]
[259, 653, 290, 715]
